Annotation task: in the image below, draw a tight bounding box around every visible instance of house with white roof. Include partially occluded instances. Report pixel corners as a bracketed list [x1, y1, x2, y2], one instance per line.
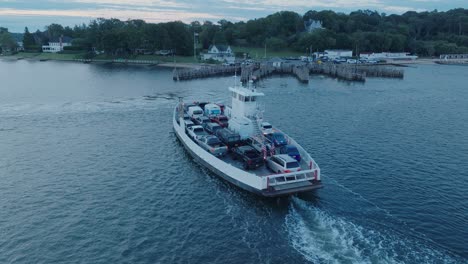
[42, 36, 72, 53]
[202, 44, 235, 63]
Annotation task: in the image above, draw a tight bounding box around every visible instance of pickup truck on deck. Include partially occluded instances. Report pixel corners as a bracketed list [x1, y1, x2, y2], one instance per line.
[210, 115, 229, 128]
[231, 146, 264, 170]
[197, 135, 228, 157]
[215, 128, 243, 148]
[187, 125, 208, 140]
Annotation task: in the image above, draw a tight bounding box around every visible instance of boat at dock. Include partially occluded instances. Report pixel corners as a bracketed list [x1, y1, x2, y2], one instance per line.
[173, 83, 322, 197]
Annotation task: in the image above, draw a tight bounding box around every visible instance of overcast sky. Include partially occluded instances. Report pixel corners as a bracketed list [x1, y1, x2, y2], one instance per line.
[0, 0, 466, 32]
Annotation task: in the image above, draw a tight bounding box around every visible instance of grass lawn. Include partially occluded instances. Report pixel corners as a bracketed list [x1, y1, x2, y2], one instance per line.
[1, 52, 85, 60]
[35, 52, 86, 60]
[232, 46, 304, 59]
[2, 47, 305, 63]
[92, 53, 199, 63]
[135, 54, 198, 63]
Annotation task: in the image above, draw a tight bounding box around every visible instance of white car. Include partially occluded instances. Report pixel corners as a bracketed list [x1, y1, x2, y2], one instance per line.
[266, 154, 301, 173]
[187, 125, 208, 140]
[261, 122, 273, 135]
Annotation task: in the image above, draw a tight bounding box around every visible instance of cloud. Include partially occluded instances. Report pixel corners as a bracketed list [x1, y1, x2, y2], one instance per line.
[69, 0, 189, 8]
[221, 0, 382, 9]
[382, 5, 427, 13]
[0, 7, 233, 23]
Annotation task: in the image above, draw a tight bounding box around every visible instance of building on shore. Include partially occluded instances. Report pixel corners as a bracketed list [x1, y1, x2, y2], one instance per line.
[360, 52, 417, 61]
[324, 50, 353, 59]
[16, 41, 24, 52]
[304, 19, 323, 33]
[202, 45, 235, 64]
[42, 36, 72, 53]
[439, 54, 468, 60]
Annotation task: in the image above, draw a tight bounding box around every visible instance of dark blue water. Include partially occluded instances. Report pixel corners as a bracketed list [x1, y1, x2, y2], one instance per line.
[0, 60, 467, 263]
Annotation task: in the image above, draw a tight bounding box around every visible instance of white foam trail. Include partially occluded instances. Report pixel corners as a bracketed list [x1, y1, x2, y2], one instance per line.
[0, 97, 172, 117]
[285, 197, 461, 264]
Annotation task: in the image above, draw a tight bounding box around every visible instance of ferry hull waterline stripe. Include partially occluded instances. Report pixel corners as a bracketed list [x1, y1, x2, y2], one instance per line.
[173, 83, 322, 197]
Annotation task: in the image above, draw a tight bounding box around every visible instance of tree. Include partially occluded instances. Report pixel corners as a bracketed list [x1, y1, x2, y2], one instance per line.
[265, 37, 287, 51]
[22, 27, 36, 50]
[0, 30, 17, 53]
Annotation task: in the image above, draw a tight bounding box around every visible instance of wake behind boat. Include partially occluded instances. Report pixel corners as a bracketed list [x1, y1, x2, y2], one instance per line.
[173, 83, 322, 197]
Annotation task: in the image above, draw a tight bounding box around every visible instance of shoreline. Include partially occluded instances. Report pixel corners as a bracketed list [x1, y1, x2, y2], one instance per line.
[0, 53, 206, 69]
[0, 54, 449, 68]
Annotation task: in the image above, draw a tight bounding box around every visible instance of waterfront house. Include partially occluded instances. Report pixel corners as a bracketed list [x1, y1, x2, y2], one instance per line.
[304, 19, 323, 33]
[42, 36, 72, 53]
[202, 45, 235, 63]
[16, 41, 24, 52]
[324, 50, 353, 59]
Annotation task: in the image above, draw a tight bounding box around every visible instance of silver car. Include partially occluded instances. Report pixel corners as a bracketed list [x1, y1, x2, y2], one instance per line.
[198, 135, 228, 157]
[266, 154, 301, 173]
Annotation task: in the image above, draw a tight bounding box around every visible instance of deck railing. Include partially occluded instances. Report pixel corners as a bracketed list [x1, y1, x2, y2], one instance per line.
[263, 168, 319, 188]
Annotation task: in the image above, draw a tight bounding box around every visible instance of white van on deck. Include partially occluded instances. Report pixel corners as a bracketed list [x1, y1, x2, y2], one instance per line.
[187, 106, 204, 119]
[204, 104, 221, 116]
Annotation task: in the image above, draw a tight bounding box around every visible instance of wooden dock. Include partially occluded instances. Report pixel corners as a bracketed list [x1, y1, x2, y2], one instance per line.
[355, 65, 404, 78]
[173, 65, 241, 81]
[241, 63, 309, 83]
[309, 63, 365, 81]
[172, 61, 404, 83]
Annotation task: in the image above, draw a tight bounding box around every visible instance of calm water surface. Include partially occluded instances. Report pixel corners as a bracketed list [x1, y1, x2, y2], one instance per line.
[0, 60, 467, 263]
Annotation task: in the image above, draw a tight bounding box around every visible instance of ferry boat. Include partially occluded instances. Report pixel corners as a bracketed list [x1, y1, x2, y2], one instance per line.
[173, 83, 322, 197]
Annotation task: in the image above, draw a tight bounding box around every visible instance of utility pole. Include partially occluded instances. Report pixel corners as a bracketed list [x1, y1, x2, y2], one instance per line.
[264, 43, 266, 59]
[193, 32, 198, 61]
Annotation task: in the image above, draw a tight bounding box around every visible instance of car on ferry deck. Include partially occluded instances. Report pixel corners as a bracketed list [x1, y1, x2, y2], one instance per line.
[266, 154, 301, 173]
[198, 135, 228, 157]
[215, 128, 242, 148]
[266, 132, 288, 147]
[187, 125, 208, 140]
[187, 106, 204, 119]
[210, 115, 229, 128]
[194, 116, 210, 126]
[203, 122, 222, 135]
[278, 145, 301, 162]
[260, 122, 273, 135]
[231, 146, 264, 170]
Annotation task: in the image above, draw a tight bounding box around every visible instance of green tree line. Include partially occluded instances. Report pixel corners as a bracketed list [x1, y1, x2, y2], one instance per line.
[3, 8, 468, 57]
